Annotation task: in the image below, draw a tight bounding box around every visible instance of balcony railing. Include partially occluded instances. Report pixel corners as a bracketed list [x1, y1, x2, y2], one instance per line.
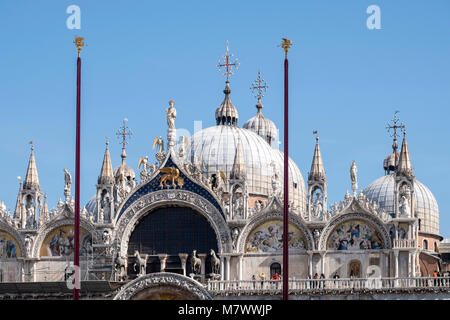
[207, 277, 450, 295]
[393, 239, 416, 248]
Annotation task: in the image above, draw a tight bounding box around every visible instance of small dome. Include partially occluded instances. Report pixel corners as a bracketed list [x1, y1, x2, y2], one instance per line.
[113, 163, 136, 184]
[215, 82, 239, 126]
[363, 174, 439, 235]
[85, 195, 97, 217]
[243, 101, 278, 146]
[383, 152, 398, 174]
[190, 125, 306, 212]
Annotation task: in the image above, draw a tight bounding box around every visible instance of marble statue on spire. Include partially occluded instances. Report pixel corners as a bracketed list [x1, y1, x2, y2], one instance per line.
[350, 160, 358, 195]
[166, 100, 177, 130]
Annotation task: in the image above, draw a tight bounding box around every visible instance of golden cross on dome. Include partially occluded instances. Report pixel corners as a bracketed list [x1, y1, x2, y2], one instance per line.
[386, 110, 405, 153]
[386, 111, 405, 140]
[116, 118, 132, 150]
[250, 71, 268, 101]
[217, 40, 239, 82]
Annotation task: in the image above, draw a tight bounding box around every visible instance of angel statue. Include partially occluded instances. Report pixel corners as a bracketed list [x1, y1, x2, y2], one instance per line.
[138, 156, 156, 181]
[153, 136, 164, 154]
[178, 136, 189, 158]
[166, 100, 177, 130]
[64, 168, 72, 196]
[350, 160, 358, 194]
[153, 136, 165, 164]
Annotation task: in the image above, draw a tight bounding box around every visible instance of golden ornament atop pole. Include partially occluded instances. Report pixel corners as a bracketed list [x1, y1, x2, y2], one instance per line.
[73, 36, 84, 57]
[281, 38, 292, 59]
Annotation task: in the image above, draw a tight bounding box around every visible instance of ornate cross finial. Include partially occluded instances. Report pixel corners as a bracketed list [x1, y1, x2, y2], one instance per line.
[281, 38, 292, 58]
[250, 71, 268, 102]
[217, 40, 239, 82]
[105, 136, 109, 147]
[73, 37, 84, 57]
[313, 130, 319, 142]
[29, 141, 34, 152]
[116, 118, 132, 161]
[386, 111, 405, 153]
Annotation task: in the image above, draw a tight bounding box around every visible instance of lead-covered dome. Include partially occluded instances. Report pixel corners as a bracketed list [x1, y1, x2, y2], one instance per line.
[362, 174, 439, 235]
[243, 100, 278, 147]
[190, 125, 306, 212]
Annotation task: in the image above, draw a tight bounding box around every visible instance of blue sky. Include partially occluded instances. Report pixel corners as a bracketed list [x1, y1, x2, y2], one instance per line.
[0, 1, 449, 236]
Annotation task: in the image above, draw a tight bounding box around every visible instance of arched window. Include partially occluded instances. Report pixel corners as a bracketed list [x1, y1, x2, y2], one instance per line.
[434, 242, 438, 252]
[0, 269, 3, 282]
[423, 239, 428, 250]
[270, 262, 281, 279]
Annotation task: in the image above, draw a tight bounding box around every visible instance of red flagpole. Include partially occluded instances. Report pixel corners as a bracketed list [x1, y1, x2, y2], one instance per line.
[74, 37, 84, 300]
[282, 39, 291, 301]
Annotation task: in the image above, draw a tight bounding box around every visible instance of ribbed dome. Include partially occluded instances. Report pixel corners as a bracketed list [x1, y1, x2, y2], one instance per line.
[113, 163, 136, 183]
[243, 101, 278, 147]
[215, 81, 239, 126]
[190, 125, 306, 212]
[362, 174, 439, 235]
[85, 196, 97, 217]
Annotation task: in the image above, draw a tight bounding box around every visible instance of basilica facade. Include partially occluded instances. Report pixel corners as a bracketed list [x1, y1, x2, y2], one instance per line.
[0, 48, 445, 299]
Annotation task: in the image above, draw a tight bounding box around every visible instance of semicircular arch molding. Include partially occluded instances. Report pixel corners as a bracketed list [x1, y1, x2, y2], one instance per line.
[318, 212, 391, 251]
[0, 222, 24, 258]
[237, 212, 313, 253]
[115, 190, 232, 257]
[113, 272, 212, 300]
[32, 218, 98, 258]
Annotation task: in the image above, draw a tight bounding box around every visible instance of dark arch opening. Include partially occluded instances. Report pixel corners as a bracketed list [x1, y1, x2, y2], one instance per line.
[127, 206, 219, 278]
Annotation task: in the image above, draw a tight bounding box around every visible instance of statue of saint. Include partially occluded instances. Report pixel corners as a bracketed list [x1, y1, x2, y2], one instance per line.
[400, 195, 411, 217]
[166, 100, 177, 129]
[64, 168, 72, 193]
[350, 160, 358, 192]
[313, 192, 323, 217]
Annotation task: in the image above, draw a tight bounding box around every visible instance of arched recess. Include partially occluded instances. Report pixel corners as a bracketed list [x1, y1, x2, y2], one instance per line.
[318, 212, 391, 251]
[115, 190, 232, 258]
[127, 206, 219, 256]
[113, 273, 212, 300]
[237, 211, 313, 253]
[32, 218, 97, 258]
[0, 222, 23, 258]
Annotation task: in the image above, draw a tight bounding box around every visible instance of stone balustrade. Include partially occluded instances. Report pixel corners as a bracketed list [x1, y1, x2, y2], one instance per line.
[207, 277, 450, 295]
[393, 239, 416, 248]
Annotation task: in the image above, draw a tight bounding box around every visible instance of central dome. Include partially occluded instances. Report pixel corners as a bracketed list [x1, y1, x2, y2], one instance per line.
[190, 125, 306, 212]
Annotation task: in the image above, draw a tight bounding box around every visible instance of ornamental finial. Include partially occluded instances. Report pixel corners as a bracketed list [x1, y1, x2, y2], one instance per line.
[250, 70, 268, 103]
[217, 40, 240, 82]
[73, 37, 84, 57]
[281, 38, 292, 58]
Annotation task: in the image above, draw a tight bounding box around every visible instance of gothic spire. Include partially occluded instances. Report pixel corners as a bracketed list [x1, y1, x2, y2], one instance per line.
[13, 177, 23, 221]
[397, 130, 414, 177]
[308, 132, 326, 182]
[98, 138, 114, 185]
[23, 142, 40, 191]
[230, 136, 246, 180]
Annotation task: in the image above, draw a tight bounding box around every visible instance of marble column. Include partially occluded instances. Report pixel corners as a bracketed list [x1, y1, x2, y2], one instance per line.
[220, 256, 225, 280]
[179, 253, 188, 276]
[238, 255, 243, 280]
[158, 254, 168, 272]
[307, 251, 313, 278]
[394, 250, 399, 278]
[320, 252, 326, 276]
[411, 251, 416, 277]
[226, 256, 231, 280]
[198, 254, 207, 277]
